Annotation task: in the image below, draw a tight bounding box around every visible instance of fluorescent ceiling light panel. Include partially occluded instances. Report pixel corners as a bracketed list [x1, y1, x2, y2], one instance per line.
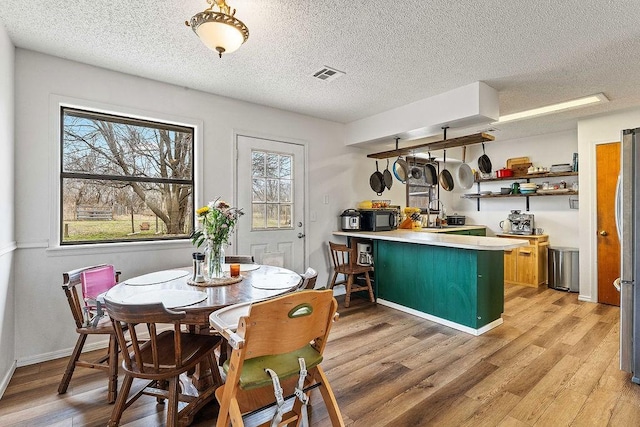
[495, 93, 608, 124]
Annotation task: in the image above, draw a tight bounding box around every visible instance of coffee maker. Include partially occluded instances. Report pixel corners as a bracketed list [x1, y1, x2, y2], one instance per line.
[508, 211, 534, 235]
[357, 242, 373, 266]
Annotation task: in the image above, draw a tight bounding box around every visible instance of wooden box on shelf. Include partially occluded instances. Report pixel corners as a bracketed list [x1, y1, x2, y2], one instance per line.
[497, 234, 549, 287]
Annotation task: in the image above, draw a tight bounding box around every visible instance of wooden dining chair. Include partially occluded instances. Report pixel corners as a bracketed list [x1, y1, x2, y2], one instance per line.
[58, 264, 121, 403]
[104, 299, 222, 427]
[328, 241, 375, 307]
[225, 255, 255, 264]
[298, 267, 318, 290]
[214, 290, 344, 427]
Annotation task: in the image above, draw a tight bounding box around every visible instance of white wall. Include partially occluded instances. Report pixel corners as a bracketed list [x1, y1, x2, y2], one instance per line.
[577, 108, 640, 302]
[443, 130, 579, 244]
[12, 50, 376, 364]
[0, 22, 16, 396]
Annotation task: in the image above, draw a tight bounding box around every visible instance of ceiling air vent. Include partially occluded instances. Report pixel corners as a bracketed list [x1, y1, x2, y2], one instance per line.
[312, 66, 345, 82]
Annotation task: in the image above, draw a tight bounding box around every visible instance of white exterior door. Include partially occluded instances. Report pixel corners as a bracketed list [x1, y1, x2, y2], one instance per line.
[235, 135, 305, 273]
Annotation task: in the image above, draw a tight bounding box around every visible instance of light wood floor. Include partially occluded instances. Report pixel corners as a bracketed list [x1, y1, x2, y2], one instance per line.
[2, 284, 640, 426]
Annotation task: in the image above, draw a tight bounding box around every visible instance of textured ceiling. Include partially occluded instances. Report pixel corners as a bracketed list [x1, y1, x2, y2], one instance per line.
[2, 0, 640, 142]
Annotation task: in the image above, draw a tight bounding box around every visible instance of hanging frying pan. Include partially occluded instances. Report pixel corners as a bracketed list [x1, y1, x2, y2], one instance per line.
[410, 151, 423, 179]
[424, 152, 438, 186]
[383, 159, 393, 190]
[392, 138, 408, 183]
[478, 142, 492, 174]
[439, 150, 454, 191]
[370, 160, 385, 195]
[457, 146, 474, 190]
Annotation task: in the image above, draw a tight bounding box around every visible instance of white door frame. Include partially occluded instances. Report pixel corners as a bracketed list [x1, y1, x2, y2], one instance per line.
[232, 129, 309, 269]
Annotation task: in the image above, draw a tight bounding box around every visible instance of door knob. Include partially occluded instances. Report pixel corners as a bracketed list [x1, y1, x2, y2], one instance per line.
[600, 230, 608, 236]
[297, 233, 305, 238]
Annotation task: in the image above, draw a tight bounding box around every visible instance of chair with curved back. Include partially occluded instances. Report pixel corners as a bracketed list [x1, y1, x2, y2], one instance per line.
[328, 241, 375, 308]
[104, 299, 223, 427]
[298, 267, 318, 290]
[58, 264, 121, 403]
[212, 289, 344, 427]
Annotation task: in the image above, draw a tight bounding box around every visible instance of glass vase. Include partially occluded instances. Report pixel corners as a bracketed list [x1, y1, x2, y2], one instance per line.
[205, 240, 226, 279]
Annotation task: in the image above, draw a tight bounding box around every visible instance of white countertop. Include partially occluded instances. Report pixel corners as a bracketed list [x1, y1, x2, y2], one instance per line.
[333, 229, 528, 251]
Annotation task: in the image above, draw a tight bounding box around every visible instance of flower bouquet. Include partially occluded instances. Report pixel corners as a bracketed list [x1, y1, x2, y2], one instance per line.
[191, 198, 244, 279]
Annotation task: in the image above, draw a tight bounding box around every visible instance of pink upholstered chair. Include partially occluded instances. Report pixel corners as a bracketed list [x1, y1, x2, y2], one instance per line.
[59, 264, 121, 403]
[81, 264, 117, 327]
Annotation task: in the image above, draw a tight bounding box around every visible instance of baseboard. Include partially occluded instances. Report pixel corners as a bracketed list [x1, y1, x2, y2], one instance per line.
[377, 299, 503, 336]
[0, 360, 17, 399]
[17, 339, 110, 367]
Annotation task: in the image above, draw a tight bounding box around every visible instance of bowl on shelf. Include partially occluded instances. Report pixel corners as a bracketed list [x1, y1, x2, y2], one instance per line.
[501, 187, 511, 194]
[520, 189, 536, 194]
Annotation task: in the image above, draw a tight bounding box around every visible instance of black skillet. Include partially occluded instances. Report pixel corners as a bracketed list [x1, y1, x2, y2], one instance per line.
[439, 150, 454, 191]
[478, 143, 492, 174]
[383, 159, 393, 190]
[370, 160, 385, 195]
[424, 151, 438, 185]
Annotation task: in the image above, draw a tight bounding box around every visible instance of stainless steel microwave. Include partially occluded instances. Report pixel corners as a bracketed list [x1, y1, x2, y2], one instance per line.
[358, 209, 398, 232]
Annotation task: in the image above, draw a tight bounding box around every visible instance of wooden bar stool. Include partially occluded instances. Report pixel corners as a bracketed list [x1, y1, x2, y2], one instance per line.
[328, 241, 375, 307]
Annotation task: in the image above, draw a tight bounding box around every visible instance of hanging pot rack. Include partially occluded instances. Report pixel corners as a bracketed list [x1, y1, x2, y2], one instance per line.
[366, 131, 495, 159]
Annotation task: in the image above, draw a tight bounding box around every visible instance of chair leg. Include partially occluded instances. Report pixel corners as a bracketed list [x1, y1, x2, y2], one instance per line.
[228, 398, 244, 427]
[108, 374, 133, 427]
[107, 335, 119, 404]
[166, 376, 180, 427]
[344, 274, 354, 308]
[58, 333, 87, 395]
[329, 272, 338, 289]
[311, 366, 345, 427]
[364, 271, 375, 303]
[208, 353, 222, 386]
[215, 385, 232, 427]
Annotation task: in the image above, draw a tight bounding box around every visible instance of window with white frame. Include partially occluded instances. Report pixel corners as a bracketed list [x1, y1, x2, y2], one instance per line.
[60, 107, 194, 244]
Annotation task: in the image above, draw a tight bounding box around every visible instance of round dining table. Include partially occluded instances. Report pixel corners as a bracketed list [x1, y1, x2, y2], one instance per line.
[105, 264, 303, 327]
[104, 264, 303, 413]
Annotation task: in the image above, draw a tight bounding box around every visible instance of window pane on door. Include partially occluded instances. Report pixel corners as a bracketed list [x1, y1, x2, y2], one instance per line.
[280, 156, 292, 178]
[252, 178, 265, 202]
[251, 149, 294, 230]
[279, 180, 291, 202]
[266, 179, 279, 202]
[267, 204, 279, 227]
[266, 153, 279, 178]
[252, 152, 265, 176]
[279, 205, 292, 227]
[252, 204, 266, 228]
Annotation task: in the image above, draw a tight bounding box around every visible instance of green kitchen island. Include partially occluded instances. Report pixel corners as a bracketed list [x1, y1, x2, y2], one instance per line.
[333, 229, 527, 335]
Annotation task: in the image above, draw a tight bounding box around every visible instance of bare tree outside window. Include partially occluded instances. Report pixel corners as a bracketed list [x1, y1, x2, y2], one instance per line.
[60, 108, 194, 244]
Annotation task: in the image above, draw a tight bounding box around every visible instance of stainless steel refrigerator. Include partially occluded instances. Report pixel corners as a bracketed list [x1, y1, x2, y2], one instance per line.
[616, 128, 640, 383]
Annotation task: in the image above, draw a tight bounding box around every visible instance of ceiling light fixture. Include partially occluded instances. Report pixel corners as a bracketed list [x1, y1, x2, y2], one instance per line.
[495, 93, 608, 124]
[186, 0, 249, 58]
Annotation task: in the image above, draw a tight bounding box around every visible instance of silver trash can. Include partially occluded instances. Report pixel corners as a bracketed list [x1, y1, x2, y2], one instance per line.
[548, 247, 579, 292]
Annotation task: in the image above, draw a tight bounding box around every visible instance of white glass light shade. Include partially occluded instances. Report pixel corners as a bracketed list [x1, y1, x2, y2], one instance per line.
[196, 21, 245, 55]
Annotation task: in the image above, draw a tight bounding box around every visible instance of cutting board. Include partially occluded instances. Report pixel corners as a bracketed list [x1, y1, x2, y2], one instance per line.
[506, 157, 530, 169]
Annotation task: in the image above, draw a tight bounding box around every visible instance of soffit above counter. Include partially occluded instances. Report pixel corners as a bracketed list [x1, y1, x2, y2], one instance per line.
[344, 81, 499, 148]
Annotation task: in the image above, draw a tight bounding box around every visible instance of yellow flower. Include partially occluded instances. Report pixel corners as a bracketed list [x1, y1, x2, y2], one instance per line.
[196, 206, 210, 216]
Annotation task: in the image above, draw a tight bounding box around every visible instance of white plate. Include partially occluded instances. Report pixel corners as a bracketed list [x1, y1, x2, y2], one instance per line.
[222, 263, 260, 272]
[124, 270, 189, 286]
[124, 289, 207, 308]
